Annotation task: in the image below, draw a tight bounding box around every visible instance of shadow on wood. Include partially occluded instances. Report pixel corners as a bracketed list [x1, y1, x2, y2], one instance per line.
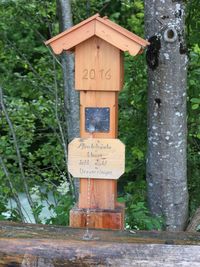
[1, 221, 200, 266]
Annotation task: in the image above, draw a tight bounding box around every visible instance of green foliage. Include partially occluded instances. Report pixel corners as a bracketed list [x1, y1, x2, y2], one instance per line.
[72, 0, 145, 36]
[191, 98, 200, 110]
[186, 0, 200, 47]
[46, 193, 73, 225]
[45, 180, 73, 225]
[0, 0, 150, 228]
[187, 42, 200, 215]
[119, 53, 147, 185]
[26, 182, 73, 225]
[0, 0, 70, 224]
[124, 181, 164, 230]
[0, 0, 199, 230]
[0, 197, 8, 221]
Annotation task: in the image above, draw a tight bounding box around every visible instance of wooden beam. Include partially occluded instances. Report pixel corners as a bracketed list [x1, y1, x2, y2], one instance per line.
[78, 91, 119, 211]
[1, 221, 200, 266]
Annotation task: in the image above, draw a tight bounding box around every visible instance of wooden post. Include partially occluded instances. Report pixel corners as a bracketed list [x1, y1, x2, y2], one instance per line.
[45, 14, 149, 230]
[79, 90, 119, 211]
[71, 89, 124, 229]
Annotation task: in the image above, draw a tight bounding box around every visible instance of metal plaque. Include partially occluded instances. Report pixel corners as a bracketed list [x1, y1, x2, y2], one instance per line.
[85, 107, 110, 133]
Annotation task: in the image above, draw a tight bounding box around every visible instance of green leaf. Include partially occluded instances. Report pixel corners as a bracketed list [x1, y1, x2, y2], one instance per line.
[192, 103, 199, 110]
[117, 197, 125, 203]
[191, 98, 200, 104]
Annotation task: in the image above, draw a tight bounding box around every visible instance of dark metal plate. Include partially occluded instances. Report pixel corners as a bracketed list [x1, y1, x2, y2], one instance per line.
[85, 107, 110, 133]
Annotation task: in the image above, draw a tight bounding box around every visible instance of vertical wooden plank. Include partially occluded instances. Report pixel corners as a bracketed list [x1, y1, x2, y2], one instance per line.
[80, 91, 118, 138]
[120, 52, 124, 90]
[79, 91, 118, 209]
[71, 32, 125, 226]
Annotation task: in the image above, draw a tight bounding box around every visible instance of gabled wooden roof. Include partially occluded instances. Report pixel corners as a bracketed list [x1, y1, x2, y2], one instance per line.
[45, 14, 149, 56]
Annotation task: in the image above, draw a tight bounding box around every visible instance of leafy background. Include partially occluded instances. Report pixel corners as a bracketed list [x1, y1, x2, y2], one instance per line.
[0, 0, 199, 230]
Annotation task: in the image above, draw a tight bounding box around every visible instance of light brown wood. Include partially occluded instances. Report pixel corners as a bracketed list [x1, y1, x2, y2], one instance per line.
[2, 221, 200, 245]
[45, 14, 149, 56]
[44, 14, 150, 230]
[97, 16, 149, 47]
[79, 178, 117, 209]
[46, 20, 95, 54]
[80, 91, 118, 138]
[45, 13, 99, 45]
[120, 52, 124, 90]
[75, 36, 123, 91]
[78, 91, 118, 210]
[95, 20, 142, 56]
[68, 138, 125, 179]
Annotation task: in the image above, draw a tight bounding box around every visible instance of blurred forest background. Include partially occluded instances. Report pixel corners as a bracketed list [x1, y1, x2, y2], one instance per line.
[0, 0, 199, 230]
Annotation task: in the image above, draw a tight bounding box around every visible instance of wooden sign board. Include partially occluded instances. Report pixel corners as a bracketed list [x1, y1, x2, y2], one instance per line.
[68, 138, 125, 179]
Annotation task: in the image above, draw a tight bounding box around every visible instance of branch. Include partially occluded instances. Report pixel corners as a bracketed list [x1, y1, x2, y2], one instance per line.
[37, 30, 63, 68]
[5, 38, 54, 93]
[52, 57, 75, 199]
[0, 86, 38, 223]
[0, 156, 26, 222]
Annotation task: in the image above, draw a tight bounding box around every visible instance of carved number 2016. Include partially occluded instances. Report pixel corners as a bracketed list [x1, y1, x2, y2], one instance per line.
[82, 69, 111, 80]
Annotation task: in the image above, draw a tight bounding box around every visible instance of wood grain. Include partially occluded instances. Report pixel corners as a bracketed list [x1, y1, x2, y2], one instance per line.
[95, 20, 142, 56]
[45, 14, 149, 56]
[96, 16, 149, 47]
[70, 204, 124, 230]
[75, 36, 123, 91]
[48, 20, 95, 54]
[44, 13, 150, 231]
[78, 91, 118, 210]
[45, 14, 99, 46]
[80, 91, 118, 138]
[68, 138, 125, 179]
[1, 221, 200, 266]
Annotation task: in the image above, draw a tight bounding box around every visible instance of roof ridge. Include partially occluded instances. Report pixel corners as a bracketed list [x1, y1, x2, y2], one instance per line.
[45, 13, 100, 45]
[45, 14, 149, 55]
[96, 17, 149, 47]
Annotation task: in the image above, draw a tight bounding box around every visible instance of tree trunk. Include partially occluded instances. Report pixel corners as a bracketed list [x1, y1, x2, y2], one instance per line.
[144, 0, 188, 231]
[186, 207, 200, 232]
[57, 0, 80, 199]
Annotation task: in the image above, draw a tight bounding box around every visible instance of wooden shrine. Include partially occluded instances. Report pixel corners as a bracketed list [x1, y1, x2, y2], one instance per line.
[45, 14, 149, 230]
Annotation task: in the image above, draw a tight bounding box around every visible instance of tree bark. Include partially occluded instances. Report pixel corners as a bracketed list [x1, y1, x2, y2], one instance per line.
[1, 221, 200, 266]
[57, 0, 80, 200]
[144, 0, 188, 231]
[186, 207, 200, 232]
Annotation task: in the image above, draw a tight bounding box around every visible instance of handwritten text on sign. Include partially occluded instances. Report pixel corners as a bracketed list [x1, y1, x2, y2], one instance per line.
[68, 138, 125, 179]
